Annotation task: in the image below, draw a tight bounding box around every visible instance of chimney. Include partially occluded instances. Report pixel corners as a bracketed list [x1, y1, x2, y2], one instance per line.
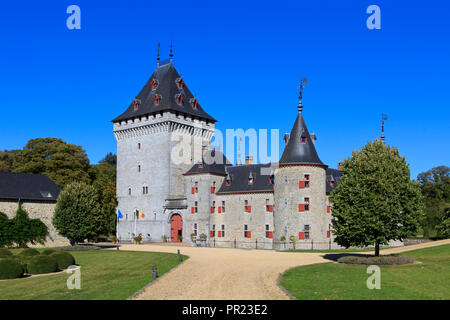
[283, 133, 290, 146]
[245, 156, 253, 165]
[310, 133, 317, 145]
[337, 162, 343, 171]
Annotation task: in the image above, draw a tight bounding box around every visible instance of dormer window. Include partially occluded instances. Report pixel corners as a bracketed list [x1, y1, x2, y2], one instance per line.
[151, 79, 159, 90]
[190, 98, 198, 109]
[226, 177, 231, 186]
[269, 175, 274, 184]
[176, 77, 184, 89]
[153, 94, 161, 106]
[300, 136, 307, 144]
[176, 93, 183, 105]
[197, 163, 203, 168]
[248, 172, 254, 185]
[330, 180, 335, 187]
[132, 98, 141, 111]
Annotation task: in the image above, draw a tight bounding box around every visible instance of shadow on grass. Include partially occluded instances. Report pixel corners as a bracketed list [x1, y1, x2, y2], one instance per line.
[321, 252, 373, 262]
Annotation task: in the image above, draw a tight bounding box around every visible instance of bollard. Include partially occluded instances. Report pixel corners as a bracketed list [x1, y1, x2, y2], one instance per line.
[177, 249, 182, 262]
[311, 240, 314, 250]
[256, 239, 258, 249]
[214, 238, 215, 248]
[152, 266, 158, 278]
[234, 239, 236, 248]
[329, 239, 331, 250]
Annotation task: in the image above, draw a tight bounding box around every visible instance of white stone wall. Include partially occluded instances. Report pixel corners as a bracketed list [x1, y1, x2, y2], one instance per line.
[0, 200, 69, 247]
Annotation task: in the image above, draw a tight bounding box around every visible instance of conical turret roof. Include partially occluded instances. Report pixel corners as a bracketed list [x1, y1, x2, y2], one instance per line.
[279, 109, 325, 167]
[112, 60, 216, 123]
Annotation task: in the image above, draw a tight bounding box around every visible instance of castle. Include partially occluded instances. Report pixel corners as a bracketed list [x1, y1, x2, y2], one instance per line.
[112, 56, 342, 250]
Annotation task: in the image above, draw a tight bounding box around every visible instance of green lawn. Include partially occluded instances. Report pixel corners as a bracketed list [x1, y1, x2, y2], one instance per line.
[0, 249, 187, 300]
[280, 244, 450, 299]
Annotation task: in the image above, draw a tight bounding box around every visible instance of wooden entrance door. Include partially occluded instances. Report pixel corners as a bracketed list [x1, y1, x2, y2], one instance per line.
[170, 214, 182, 242]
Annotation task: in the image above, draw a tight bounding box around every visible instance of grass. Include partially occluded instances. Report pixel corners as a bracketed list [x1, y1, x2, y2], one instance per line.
[0, 249, 187, 300]
[280, 244, 450, 299]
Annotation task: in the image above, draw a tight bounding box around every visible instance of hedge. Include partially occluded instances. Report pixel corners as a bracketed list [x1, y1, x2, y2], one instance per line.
[41, 249, 56, 255]
[0, 258, 24, 279]
[19, 248, 40, 257]
[50, 251, 76, 270]
[337, 255, 415, 265]
[0, 248, 13, 258]
[27, 255, 58, 274]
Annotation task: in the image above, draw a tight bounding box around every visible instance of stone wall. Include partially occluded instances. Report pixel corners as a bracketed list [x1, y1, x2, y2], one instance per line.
[0, 200, 69, 248]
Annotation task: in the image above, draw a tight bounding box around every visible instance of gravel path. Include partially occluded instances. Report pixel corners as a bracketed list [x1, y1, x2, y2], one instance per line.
[118, 239, 450, 300]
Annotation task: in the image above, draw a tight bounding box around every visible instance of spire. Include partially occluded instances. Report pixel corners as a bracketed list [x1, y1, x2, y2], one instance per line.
[169, 41, 174, 62]
[279, 85, 325, 167]
[297, 77, 307, 113]
[381, 113, 388, 143]
[156, 43, 160, 67]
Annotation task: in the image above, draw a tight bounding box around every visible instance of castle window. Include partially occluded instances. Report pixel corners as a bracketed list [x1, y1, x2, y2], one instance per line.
[221, 201, 226, 213]
[244, 225, 251, 238]
[330, 180, 335, 187]
[194, 201, 198, 213]
[142, 186, 148, 195]
[266, 199, 273, 212]
[176, 93, 183, 105]
[225, 177, 231, 186]
[151, 79, 159, 90]
[300, 136, 307, 144]
[138, 143, 141, 150]
[265, 225, 273, 238]
[221, 225, 225, 237]
[269, 175, 274, 184]
[153, 94, 161, 106]
[132, 98, 140, 111]
[195, 181, 198, 193]
[211, 201, 216, 214]
[210, 224, 215, 238]
[304, 174, 310, 188]
[193, 223, 198, 236]
[128, 188, 132, 196]
[197, 163, 203, 168]
[244, 200, 251, 213]
[138, 165, 141, 173]
[192, 98, 198, 109]
[248, 173, 254, 185]
[211, 181, 216, 194]
[304, 225, 310, 239]
[176, 78, 184, 89]
[304, 197, 310, 211]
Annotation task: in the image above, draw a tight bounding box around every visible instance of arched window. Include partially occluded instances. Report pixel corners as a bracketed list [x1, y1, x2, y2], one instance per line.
[176, 93, 183, 105]
[153, 94, 161, 106]
[151, 79, 159, 90]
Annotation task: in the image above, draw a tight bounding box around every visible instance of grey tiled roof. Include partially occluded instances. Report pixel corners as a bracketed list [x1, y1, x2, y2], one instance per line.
[326, 168, 342, 194]
[280, 111, 325, 167]
[216, 163, 274, 194]
[184, 148, 232, 176]
[0, 172, 60, 202]
[112, 61, 216, 123]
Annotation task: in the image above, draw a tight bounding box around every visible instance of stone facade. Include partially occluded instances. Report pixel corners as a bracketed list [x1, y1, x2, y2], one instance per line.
[0, 200, 69, 248]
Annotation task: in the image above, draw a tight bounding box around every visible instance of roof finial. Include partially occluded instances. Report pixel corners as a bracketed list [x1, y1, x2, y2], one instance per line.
[381, 113, 388, 143]
[297, 77, 307, 113]
[169, 41, 174, 62]
[156, 43, 160, 67]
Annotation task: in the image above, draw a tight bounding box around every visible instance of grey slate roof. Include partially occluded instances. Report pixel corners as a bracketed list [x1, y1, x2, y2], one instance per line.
[184, 148, 232, 176]
[112, 61, 216, 123]
[0, 172, 60, 202]
[326, 168, 342, 195]
[216, 163, 274, 194]
[279, 111, 326, 167]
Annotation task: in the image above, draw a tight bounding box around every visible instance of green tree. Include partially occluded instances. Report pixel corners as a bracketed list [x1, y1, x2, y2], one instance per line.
[329, 140, 424, 256]
[0, 149, 22, 172]
[0, 212, 13, 247]
[53, 182, 108, 245]
[9, 203, 48, 248]
[417, 166, 449, 238]
[13, 138, 91, 188]
[436, 207, 450, 238]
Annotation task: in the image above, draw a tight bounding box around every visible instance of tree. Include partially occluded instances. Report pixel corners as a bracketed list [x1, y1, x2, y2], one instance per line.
[436, 207, 450, 238]
[9, 203, 48, 248]
[417, 166, 449, 238]
[53, 182, 108, 245]
[100, 152, 117, 166]
[13, 138, 91, 188]
[0, 212, 13, 247]
[329, 140, 424, 256]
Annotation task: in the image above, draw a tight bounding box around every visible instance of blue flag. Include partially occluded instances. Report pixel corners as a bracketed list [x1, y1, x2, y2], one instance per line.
[117, 209, 123, 219]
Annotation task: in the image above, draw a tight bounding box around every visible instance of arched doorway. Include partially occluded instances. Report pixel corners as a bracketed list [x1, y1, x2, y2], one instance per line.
[170, 214, 183, 242]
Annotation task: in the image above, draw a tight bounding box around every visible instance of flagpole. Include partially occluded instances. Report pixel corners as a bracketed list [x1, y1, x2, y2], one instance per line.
[116, 209, 119, 243]
[134, 209, 137, 240]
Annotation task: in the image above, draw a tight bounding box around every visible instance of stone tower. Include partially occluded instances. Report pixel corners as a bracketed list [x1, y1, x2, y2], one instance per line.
[112, 58, 216, 242]
[273, 100, 328, 249]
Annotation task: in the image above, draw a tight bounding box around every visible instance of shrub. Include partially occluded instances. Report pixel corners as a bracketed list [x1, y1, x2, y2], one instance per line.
[0, 212, 14, 248]
[54, 245, 100, 251]
[12, 255, 33, 273]
[41, 249, 56, 255]
[27, 255, 58, 274]
[0, 248, 13, 258]
[50, 251, 75, 269]
[0, 258, 24, 279]
[19, 248, 40, 257]
[10, 203, 48, 247]
[337, 255, 415, 265]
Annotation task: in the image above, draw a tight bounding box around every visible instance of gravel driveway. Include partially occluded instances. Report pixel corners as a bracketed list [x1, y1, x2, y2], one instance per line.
[117, 239, 450, 300]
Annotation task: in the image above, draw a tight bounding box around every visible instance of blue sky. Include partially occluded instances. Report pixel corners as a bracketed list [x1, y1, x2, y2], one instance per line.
[0, 0, 448, 179]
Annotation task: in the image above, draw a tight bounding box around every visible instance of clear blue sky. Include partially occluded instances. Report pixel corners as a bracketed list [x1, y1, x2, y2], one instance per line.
[0, 0, 448, 179]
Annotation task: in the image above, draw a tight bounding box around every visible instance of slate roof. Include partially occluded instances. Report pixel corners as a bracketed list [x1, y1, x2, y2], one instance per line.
[0, 172, 60, 202]
[112, 60, 216, 123]
[184, 148, 232, 176]
[216, 163, 274, 194]
[326, 168, 342, 195]
[279, 111, 326, 167]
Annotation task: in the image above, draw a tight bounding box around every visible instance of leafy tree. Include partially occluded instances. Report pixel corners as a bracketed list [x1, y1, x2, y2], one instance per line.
[100, 152, 117, 166]
[13, 138, 91, 188]
[9, 203, 48, 248]
[0, 212, 13, 247]
[436, 207, 450, 238]
[417, 166, 449, 238]
[0, 149, 22, 172]
[91, 160, 117, 235]
[329, 140, 424, 256]
[53, 182, 108, 245]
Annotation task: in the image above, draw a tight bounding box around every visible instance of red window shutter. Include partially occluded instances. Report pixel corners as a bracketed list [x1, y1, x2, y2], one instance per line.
[299, 180, 305, 189]
[211, 187, 215, 194]
[247, 231, 251, 238]
[218, 231, 222, 238]
[299, 232, 305, 240]
[327, 230, 330, 238]
[247, 206, 252, 213]
[218, 207, 222, 213]
[210, 231, 214, 237]
[327, 205, 331, 213]
[191, 187, 195, 194]
[191, 207, 195, 214]
[210, 207, 214, 214]
[268, 205, 273, 212]
[268, 231, 273, 239]
[298, 204, 305, 212]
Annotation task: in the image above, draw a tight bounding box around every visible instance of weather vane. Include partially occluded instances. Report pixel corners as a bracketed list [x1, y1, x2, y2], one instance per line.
[156, 43, 160, 66]
[297, 77, 307, 112]
[381, 113, 388, 143]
